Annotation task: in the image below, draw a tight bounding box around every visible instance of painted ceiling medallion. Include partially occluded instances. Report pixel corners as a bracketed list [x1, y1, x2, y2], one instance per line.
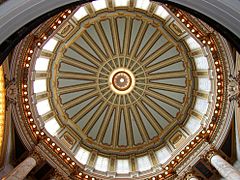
[98, 57, 146, 105]
[109, 68, 135, 94]
[112, 71, 132, 91]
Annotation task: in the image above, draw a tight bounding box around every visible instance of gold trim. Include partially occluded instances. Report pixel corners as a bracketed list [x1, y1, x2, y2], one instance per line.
[0, 66, 5, 166]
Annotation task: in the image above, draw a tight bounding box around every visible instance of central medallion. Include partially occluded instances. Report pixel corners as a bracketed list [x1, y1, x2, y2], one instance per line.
[109, 68, 135, 95]
[98, 57, 146, 105]
[113, 71, 131, 91]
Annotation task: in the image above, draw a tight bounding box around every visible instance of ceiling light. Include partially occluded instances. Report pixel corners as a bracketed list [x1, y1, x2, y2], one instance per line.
[45, 118, 60, 136]
[73, 7, 88, 21]
[36, 99, 51, 115]
[92, 0, 107, 10]
[115, 0, 128, 7]
[33, 79, 47, 93]
[35, 57, 50, 71]
[135, 0, 150, 10]
[42, 38, 58, 52]
[155, 6, 169, 20]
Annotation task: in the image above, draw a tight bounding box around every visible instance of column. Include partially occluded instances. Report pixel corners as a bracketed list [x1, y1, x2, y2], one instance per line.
[4, 156, 37, 180]
[4, 150, 44, 180]
[207, 151, 240, 180]
[189, 176, 199, 180]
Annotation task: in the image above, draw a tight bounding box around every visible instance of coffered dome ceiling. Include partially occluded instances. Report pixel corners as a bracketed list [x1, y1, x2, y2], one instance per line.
[52, 8, 195, 154]
[11, 0, 233, 179]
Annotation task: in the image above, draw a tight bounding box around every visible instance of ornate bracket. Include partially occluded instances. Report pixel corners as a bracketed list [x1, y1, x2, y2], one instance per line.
[228, 72, 240, 106]
[29, 147, 45, 165]
[205, 148, 218, 163]
[5, 78, 17, 108]
[184, 172, 199, 180]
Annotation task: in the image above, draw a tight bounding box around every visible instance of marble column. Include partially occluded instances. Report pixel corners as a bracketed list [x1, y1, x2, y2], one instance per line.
[4, 156, 37, 180]
[209, 153, 240, 180]
[4, 150, 44, 180]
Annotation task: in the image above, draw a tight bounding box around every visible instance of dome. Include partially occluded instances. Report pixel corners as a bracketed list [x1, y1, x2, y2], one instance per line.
[4, 0, 235, 179]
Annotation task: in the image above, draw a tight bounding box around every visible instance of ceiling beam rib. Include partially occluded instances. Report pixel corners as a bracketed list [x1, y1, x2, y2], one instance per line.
[70, 43, 102, 67]
[83, 100, 109, 134]
[58, 72, 97, 80]
[110, 18, 121, 56]
[130, 105, 149, 142]
[141, 42, 173, 67]
[145, 55, 183, 73]
[96, 104, 114, 143]
[72, 96, 102, 123]
[145, 89, 182, 109]
[112, 104, 121, 147]
[123, 17, 132, 56]
[136, 31, 161, 62]
[136, 101, 163, 134]
[148, 83, 186, 93]
[142, 96, 174, 123]
[82, 31, 107, 62]
[63, 90, 98, 110]
[95, 21, 114, 58]
[61, 56, 98, 73]
[123, 98, 133, 146]
[58, 83, 96, 95]
[129, 21, 148, 60]
[146, 70, 186, 80]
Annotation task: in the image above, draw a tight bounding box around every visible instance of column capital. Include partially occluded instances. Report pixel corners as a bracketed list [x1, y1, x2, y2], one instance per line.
[5, 78, 17, 109]
[185, 172, 199, 180]
[29, 149, 45, 165]
[228, 72, 240, 105]
[4, 156, 37, 180]
[205, 148, 218, 162]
